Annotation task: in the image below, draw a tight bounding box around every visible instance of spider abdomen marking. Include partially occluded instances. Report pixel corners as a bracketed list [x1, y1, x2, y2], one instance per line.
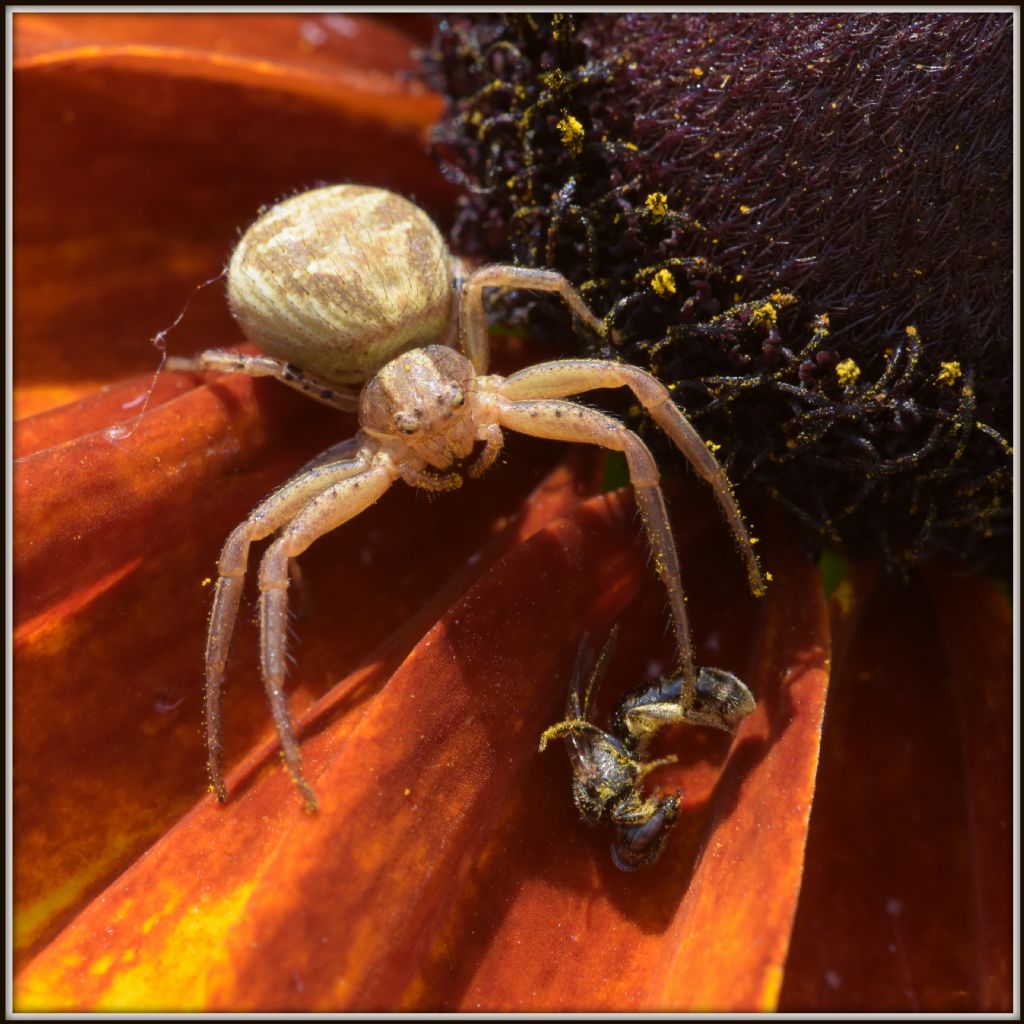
[228, 185, 456, 388]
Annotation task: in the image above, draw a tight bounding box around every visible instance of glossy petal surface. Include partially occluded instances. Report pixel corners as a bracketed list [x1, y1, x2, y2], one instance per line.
[15, 487, 829, 1012]
[779, 567, 1013, 1012]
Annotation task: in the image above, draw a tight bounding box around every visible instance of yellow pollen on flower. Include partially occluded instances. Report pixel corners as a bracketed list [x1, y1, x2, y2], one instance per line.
[739, 204, 752, 214]
[836, 358, 861, 386]
[651, 269, 676, 296]
[645, 192, 669, 221]
[556, 114, 585, 156]
[765, 571, 774, 583]
[542, 69, 565, 91]
[936, 360, 963, 386]
[905, 324, 919, 338]
[201, 577, 213, 587]
[750, 301, 777, 329]
[690, 67, 704, 77]
[705, 439, 722, 452]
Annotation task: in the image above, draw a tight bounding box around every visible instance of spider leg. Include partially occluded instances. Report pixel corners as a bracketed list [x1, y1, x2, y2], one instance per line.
[458, 265, 604, 375]
[167, 349, 359, 412]
[495, 359, 766, 598]
[467, 422, 504, 479]
[256, 451, 400, 810]
[487, 396, 699, 697]
[204, 446, 376, 802]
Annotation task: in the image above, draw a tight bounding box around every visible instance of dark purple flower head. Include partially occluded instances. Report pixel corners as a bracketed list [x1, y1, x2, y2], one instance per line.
[426, 13, 1012, 575]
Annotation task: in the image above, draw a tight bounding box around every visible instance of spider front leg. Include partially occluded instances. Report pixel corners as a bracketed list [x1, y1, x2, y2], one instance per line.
[458, 265, 604, 374]
[255, 450, 400, 810]
[203, 445, 375, 802]
[486, 395, 700, 693]
[166, 350, 359, 412]
[497, 359, 766, 600]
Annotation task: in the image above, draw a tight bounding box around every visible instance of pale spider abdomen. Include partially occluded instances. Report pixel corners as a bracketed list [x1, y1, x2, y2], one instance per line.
[227, 184, 457, 388]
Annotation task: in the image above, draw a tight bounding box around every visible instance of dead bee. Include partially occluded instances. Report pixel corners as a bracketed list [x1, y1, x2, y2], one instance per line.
[539, 626, 755, 870]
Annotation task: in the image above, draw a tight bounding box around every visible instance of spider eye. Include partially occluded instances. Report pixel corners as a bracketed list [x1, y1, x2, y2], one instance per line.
[394, 413, 419, 435]
[450, 386, 465, 408]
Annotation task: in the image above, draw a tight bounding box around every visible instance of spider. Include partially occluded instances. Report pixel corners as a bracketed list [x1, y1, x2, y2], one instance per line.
[166, 184, 765, 811]
[539, 625, 755, 870]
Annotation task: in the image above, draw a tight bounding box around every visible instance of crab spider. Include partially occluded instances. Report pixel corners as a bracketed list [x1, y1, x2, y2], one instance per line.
[166, 184, 765, 809]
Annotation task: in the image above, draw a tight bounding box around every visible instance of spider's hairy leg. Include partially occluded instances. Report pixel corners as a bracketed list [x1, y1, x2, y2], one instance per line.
[467, 422, 504, 479]
[497, 359, 766, 597]
[166, 349, 359, 412]
[256, 451, 400, 810]
[204, 447, 374, 803]
[487, 396, 697, 694]
[458, 265, 605, 375]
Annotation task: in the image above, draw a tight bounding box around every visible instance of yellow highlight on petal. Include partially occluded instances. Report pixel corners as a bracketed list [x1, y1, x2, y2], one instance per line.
[93, 881, 259, 1012]
[14, 879, 259, 1012]
[15, 830, 147, 954]
[88, 954, 115, 977]
[760, 963, 786, 1012]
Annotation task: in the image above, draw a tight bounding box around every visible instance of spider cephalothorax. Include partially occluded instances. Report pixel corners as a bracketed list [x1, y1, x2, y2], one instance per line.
[167, 184, 765, 811]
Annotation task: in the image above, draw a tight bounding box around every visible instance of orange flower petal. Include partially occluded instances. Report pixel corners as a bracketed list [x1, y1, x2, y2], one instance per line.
[420, 511, 830, 1013]
[15, 489, 828, 1011]
[779, 565, 1013, 1011]
[14, 358, 598, 966]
